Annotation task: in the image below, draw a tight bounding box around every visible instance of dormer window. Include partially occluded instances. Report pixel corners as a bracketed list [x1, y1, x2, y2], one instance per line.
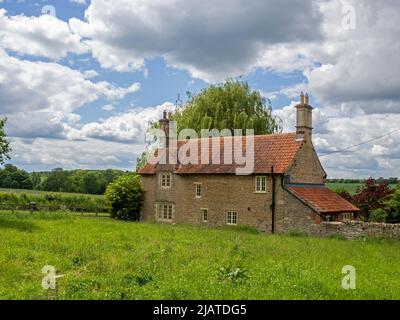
[160, 172, 172, 189]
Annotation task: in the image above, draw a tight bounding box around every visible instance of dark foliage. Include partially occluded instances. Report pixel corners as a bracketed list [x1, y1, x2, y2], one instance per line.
[353, 178, 395, 221]
[0, 165, 33, 189]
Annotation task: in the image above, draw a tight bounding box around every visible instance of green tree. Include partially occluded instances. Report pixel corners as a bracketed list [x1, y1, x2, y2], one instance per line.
[369, 208, 388, 223]
[98, 169, 126, 194]
[170, 80, 281, 135]
[385, 186, 400, 223]
[81, 172, 101, 195]
[105, 174, 144, 221]
[30, 172, 42, 190]
[42, 168, 69, 192]
[0, 118, 11, 165]
[0, 164, 32, 189]
[64, 170, 83, 193]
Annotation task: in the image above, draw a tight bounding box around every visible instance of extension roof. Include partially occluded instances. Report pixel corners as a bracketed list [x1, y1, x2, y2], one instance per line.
[286, 184, 360, 214]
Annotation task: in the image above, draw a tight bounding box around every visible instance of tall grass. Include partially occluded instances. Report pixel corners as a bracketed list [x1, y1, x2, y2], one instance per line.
[1, 214, 400, 300]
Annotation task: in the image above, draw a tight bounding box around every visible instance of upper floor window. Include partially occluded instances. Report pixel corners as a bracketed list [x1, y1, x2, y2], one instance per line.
[227, 211, 237, 225]
[195, 183, 202, 198]
[160, 172, 172, 189]
[255, 176, 267, 193]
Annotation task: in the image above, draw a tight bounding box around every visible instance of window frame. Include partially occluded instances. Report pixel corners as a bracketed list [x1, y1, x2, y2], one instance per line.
[226, 211, 238, 225]
[195, 183, 202, 198]
[159, 172, 172, 189]
[201, 208, 208, 223]
[343, 212, 353, 222]
[157, 203, 174, 222]
[255, 176, 267, 193]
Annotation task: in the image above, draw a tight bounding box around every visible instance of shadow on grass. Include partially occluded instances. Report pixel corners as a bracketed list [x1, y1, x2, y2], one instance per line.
[0, 216, 39, 232]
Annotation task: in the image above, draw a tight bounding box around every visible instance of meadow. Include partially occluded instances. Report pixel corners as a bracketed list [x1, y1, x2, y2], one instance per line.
[1, 212, 400, 300]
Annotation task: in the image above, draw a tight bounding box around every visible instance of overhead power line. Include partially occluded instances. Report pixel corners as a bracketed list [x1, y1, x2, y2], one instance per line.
[319, 127, 400, 158]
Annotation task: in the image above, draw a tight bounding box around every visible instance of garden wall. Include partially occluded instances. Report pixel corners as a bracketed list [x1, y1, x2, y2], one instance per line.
[311, 221, 400, 240]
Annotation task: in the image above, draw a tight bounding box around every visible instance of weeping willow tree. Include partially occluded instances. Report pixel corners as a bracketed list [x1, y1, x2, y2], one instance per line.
[136, 80, 282, 170]
[172, 80, 282, 135]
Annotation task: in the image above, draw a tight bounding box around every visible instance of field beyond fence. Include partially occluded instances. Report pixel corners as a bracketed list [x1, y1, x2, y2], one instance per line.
[326, 183, 397, 194]
[0, 190, 109, 215]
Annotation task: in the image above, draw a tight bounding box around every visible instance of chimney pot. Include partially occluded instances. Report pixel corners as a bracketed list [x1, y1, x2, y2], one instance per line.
[305, 93, 309, 105]
[300, 92, 305, 104]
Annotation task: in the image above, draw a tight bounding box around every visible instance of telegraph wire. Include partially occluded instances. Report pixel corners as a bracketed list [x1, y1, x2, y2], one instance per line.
[319, 127, 400, 158]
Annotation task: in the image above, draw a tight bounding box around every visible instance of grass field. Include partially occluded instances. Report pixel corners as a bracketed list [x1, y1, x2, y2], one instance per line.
[1, 213, 400, 300]
[0, 188, 103, 198]
[326, 183, 398, 194]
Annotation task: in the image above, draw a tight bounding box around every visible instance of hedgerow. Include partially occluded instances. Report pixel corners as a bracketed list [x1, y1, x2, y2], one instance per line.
[0, 192, 108, 212]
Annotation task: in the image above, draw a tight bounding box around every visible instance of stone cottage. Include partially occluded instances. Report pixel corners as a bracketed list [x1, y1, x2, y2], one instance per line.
[138, 93, 359, 233]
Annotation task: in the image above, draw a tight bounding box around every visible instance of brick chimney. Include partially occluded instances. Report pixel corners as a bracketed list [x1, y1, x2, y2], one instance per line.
[159, 110, 170, 148]
[295, 92, 313, 142]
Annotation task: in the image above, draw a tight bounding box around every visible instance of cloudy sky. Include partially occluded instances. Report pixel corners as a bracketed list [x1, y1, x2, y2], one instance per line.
[0, 0, 399, 178]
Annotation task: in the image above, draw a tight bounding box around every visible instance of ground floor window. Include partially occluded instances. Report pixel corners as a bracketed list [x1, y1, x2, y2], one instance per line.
[342, 212, 354, 221]
[201, 209, 208, 223]
[227, 211, 237, 225]
[157, 203, 173, 221]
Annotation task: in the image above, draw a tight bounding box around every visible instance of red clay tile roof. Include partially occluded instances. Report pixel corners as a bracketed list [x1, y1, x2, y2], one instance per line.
[139, 163, 158, 174]
[287, 185, 360, 214]
[138, 133, 302, 175]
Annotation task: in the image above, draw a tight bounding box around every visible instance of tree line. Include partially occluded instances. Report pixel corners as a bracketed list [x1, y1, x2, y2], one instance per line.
[327, 178, 399, 185]
[0, 165, 128, 195]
